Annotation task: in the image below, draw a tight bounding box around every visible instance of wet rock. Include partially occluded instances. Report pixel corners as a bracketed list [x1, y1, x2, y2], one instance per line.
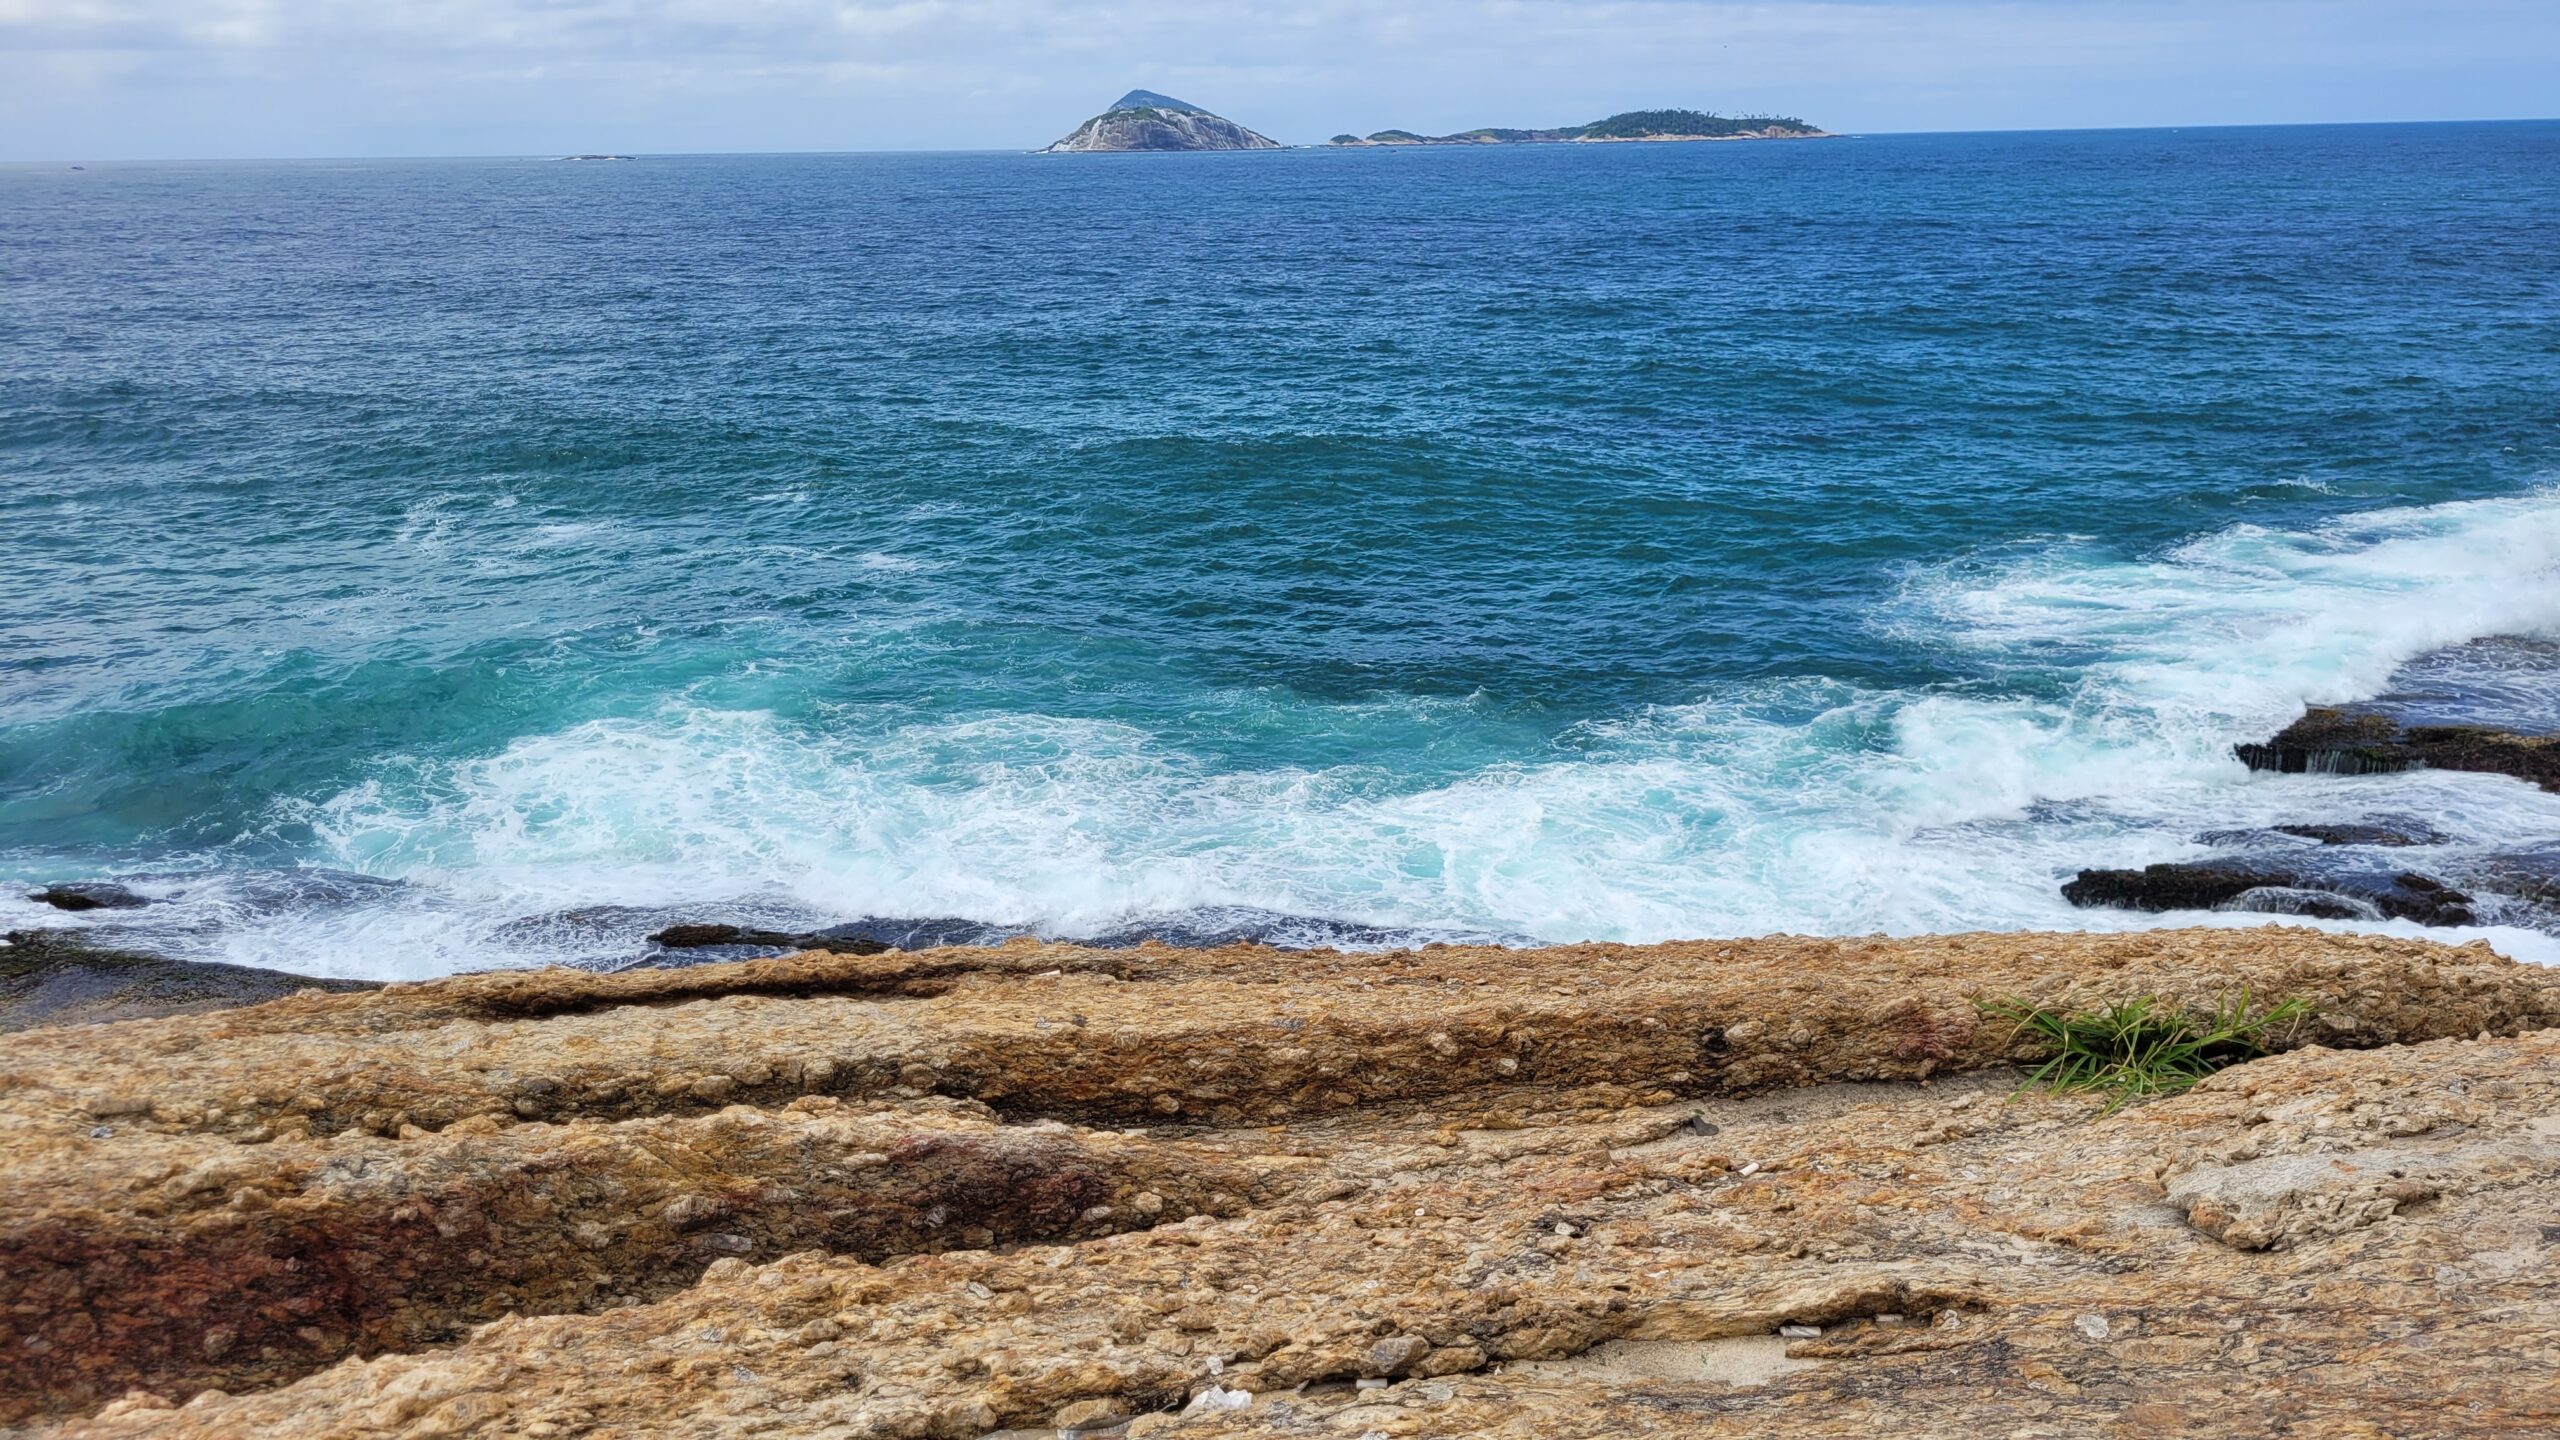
[646, 923, 889, 957]
[647, 909, 1522, 959]
[2354, 635, 2560, 733]
[2238, 708, 2560, 792]
[2270, 820, 2448, 847]
[2196, 820, 2449, 849]
[2457, 849, 2560, 908]
[0, 932, 376, 1032]
[1075, 907, 1506, 951]
[810, 916, 1033, 951]
[2214, 887, 2381, 921]
[2063, 861, 2293, 914]
[27, 883, 149, 912]
[2233, 708, 2416, 776]
[2062, 860, 2474, 926]
[2340, 872, 2471, 925]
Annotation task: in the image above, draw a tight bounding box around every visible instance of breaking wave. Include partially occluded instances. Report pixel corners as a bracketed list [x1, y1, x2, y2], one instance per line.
[18, 491, 2557, 977]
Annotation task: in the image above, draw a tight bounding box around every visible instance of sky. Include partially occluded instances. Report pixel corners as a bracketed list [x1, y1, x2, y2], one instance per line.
[3, 0, 2556, 160]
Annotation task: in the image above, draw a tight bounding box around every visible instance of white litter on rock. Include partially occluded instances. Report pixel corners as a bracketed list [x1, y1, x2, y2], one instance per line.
[1779, 1324, 1820, 1339]
[1183, 1385, 1252, 1416]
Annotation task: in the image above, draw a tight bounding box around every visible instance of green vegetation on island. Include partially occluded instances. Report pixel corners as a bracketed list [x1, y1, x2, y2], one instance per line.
[1332, 108, 1826, 146]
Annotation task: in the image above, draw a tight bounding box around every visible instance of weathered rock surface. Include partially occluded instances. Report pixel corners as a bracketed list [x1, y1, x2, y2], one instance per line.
[8, 929, 2560, 1437]
[26, 884, 150, 913]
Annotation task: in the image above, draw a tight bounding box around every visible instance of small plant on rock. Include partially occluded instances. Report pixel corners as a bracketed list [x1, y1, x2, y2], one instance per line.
[1978, 992, 2311, 1112]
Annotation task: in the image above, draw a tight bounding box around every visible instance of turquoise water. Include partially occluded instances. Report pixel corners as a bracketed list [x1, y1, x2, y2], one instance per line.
[5, 123, 2560, 976]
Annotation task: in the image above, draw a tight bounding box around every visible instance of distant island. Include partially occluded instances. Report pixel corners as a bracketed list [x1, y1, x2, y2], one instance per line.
[1038, 94, 1827, 154]
[1044, 91, 1282, 153]
[1329, 109, 1828, 146]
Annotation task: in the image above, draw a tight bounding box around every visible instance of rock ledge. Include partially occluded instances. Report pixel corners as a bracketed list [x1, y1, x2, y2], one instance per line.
[8, 928, 2559, 1437]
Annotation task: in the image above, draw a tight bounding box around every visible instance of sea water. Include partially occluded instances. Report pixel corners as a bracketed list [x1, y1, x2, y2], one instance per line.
[4, 122, 2558, 978]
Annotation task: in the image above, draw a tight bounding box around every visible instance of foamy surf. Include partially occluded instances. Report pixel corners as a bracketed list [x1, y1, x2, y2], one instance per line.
[11, 489, 2546, 980]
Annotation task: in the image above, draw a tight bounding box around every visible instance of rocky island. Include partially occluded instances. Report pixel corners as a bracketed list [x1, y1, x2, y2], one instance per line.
[1329, 109, 1829, 146]
[10, 926, 2560, 1437]
[1045, 92, 1282, 153]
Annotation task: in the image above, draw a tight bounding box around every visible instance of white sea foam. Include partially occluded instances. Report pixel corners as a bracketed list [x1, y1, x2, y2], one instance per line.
[169, 487, 2560, 978]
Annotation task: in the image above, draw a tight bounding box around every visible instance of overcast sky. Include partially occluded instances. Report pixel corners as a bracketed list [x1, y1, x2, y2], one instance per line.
[4, 0, 2556, 160]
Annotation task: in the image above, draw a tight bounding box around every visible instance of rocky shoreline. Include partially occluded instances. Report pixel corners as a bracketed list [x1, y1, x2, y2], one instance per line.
[6, 928, 2560, 1436]
[0, 930, 377, 1033]
[2062, 638, 2560, 937]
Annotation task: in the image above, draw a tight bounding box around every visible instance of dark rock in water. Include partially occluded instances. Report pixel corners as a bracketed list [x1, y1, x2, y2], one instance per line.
[2388, 726, 2560, 793]
[2212, 887, 2384, 921]
[2064, 859, 2475, 926]
[2066, 862, 2298, 913]
[1074, 907, 1489, 950]
[650, 923, 764, 949]
[27, 883, 149, 912]
[2359, 635, 2560, 733]
[2237, 708, 2560, 792]
[493, 903, 850, 967]
[2273, 820, 2450, 847]
[2196, 818, 2450, 849]
[812, 917, 1031, 951]
[2485, 852, 2560, 906]
[643, 909, 1510, 961]
[0, 931, 375, 1031]
[648, 923, 890, 956]
[2234, 709, 2419, 776]
[2450, 850, 2560, 911]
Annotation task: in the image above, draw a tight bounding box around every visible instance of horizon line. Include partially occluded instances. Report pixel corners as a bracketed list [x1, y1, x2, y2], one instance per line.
[4, 113, 2553, 167]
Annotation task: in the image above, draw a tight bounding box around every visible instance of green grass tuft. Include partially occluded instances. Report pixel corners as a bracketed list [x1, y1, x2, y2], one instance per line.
[1978, 992, 2312, 1111]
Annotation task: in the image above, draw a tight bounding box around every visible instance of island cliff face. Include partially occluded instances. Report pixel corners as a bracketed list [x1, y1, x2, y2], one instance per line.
[10, 928, 2560, 1437]
[1046, 91, 1282, 153]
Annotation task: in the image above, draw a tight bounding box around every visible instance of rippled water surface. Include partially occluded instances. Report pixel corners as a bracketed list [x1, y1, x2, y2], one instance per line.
[5, 123, 2559, 975]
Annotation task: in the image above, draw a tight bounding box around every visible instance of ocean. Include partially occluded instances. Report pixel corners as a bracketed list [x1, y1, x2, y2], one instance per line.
[5, 121, 2559, 979]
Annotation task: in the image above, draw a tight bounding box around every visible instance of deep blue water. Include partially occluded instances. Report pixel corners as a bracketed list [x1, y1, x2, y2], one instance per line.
[5, 123, 2560, 977]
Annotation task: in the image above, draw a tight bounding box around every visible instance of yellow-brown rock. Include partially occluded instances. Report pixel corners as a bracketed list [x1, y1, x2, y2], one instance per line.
[5, 928, 2557, 1437]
